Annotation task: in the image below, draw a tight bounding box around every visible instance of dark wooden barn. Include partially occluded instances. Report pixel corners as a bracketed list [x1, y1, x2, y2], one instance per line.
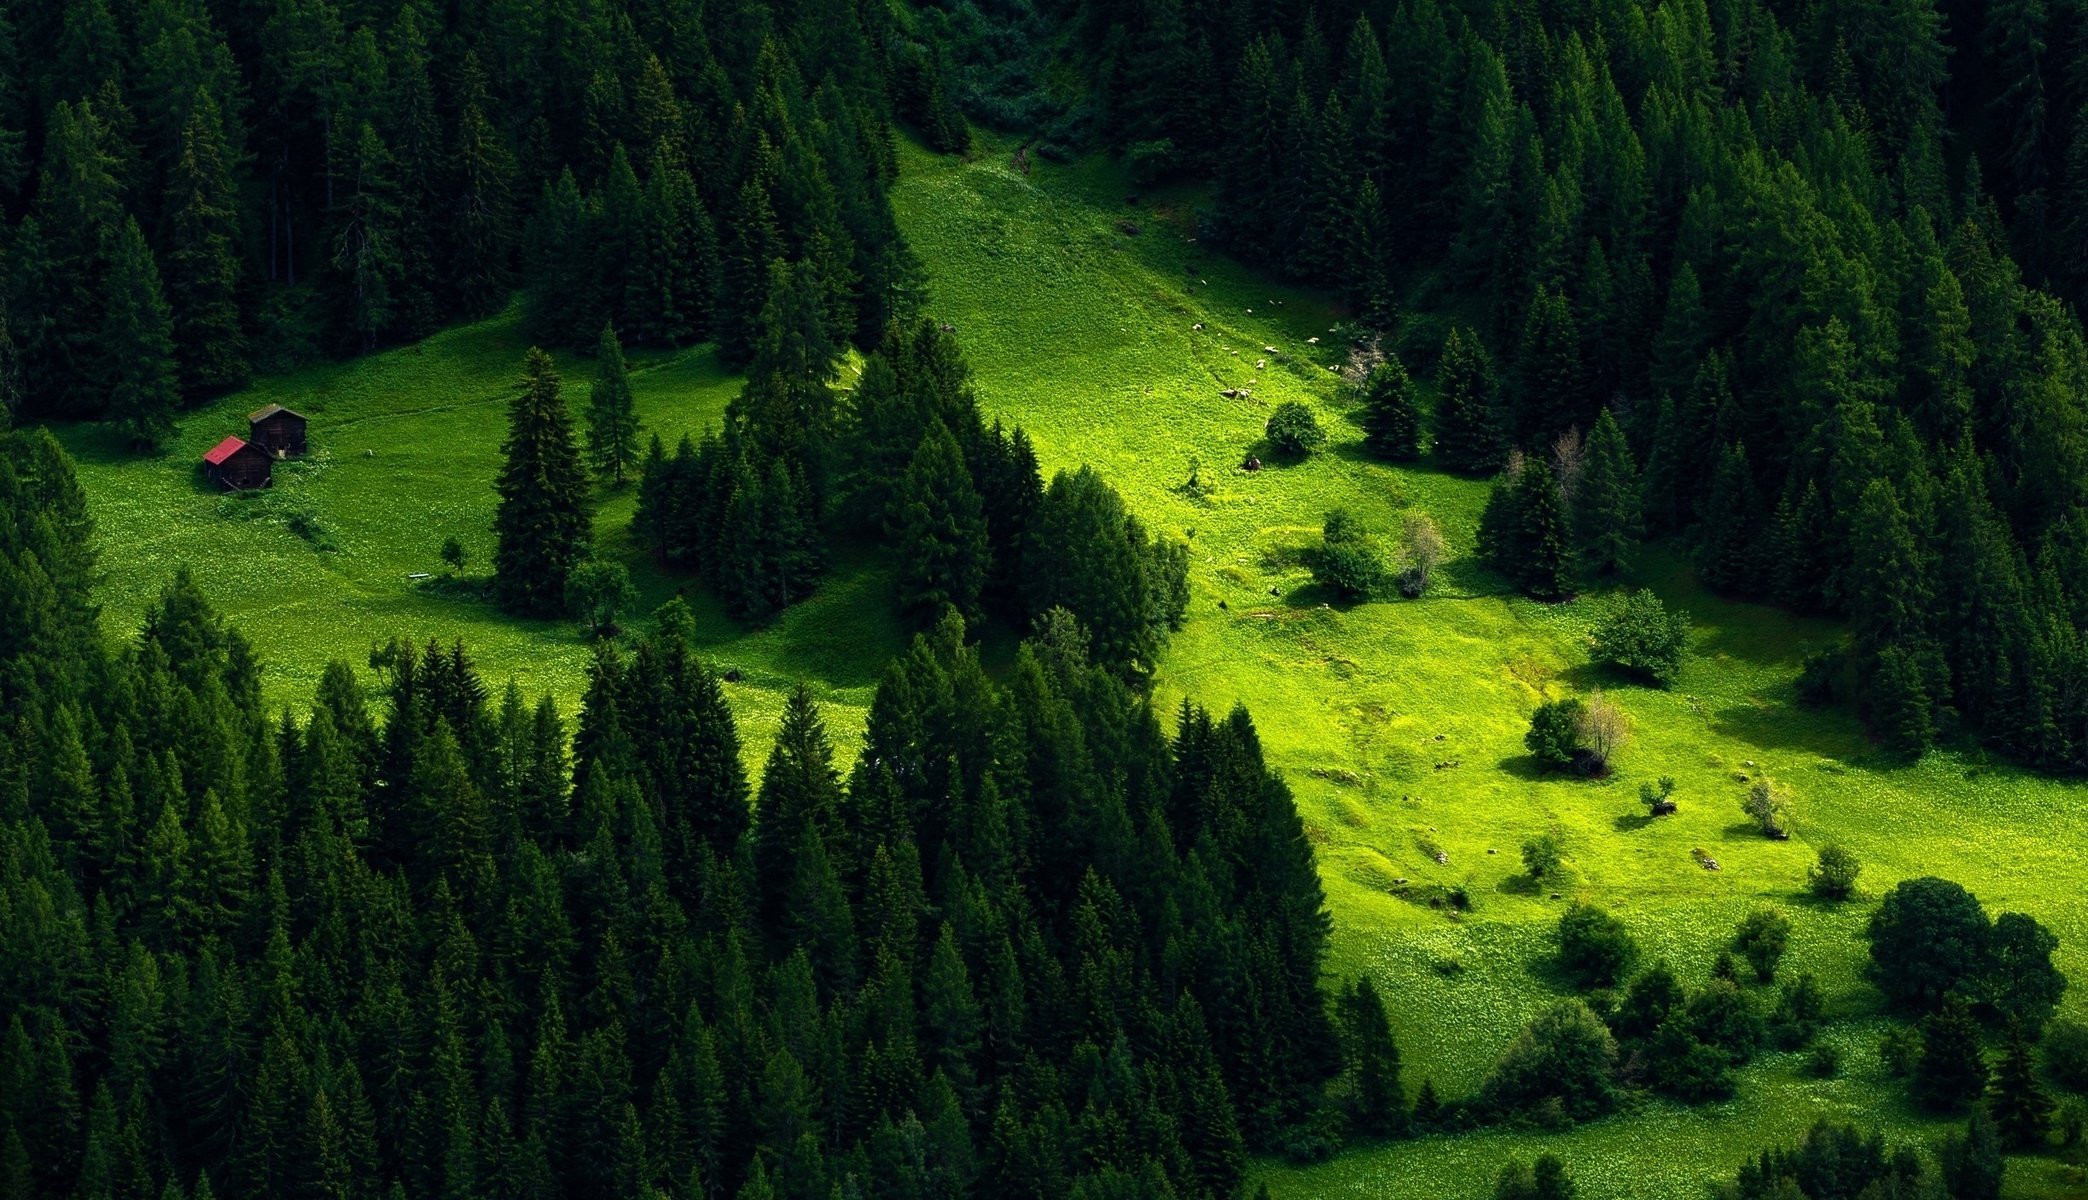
[203, 435, 274, 490]
[247, 403, 308, 457]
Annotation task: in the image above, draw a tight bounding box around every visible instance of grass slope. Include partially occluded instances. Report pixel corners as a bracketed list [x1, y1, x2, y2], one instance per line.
[55, 132, 2088, 1197]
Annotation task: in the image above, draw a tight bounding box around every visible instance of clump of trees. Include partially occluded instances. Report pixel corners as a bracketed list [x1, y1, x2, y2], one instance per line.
[1865, 878, 2067, 1032]
[635, 321, 1187, 671]
[1809, 843, 1863, 900]
[1592, 591, 1690, 686]
[1526, 694, 1628, 775]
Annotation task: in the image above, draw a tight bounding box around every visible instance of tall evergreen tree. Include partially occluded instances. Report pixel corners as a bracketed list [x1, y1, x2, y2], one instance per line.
[585, 327, 641, 485]
[1435, 326, 1504, 473]
[493, 349, 591, 616]
[894, 419, 990, 628]
[101, 218, 181, 450]
[1358, 354, 1421, 460]
[1513, 459, 1572, 600]
[160, 91, 247, 399]
[1574, 408, 1642, 577]
[1987, 1021, 2053, 1148]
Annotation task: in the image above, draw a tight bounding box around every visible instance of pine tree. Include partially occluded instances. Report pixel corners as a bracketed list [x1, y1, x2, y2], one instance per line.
[1514, 459, 1572, 599]
[101, 218, 181, 450]
[493, 348, 592, 616]
[1574, 409, 1642, 577]
[1359, 355, 1422, 460]
[1916, 998, 1990, 1112]
[450, 54, 516, 317]
[1517, 285, 1587, 447]
[895, 419, 990, 628]
[328, 122, 404, 353]
[718, 173, 782, 369]
[160, 91, 248, 399]
[752, 684, 842, 942]
[1987, 1021, 2053, 1148]
[1338, 976, 1406, 1137]
[1435, 327, 1504, 473]
[1695, 442, 1763, 593]
[586, 327, 641, 485]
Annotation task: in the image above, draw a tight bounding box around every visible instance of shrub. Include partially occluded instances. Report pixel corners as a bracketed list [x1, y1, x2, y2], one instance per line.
[1493, 1154, 1576, 1200]
[1638, 775, 1677, 816]
[1525, 699, 1584, 771]
[1265, 401, 1326, 457]
[1796, 643, 1846, 704]
[1771, 973, 1826, 1048]
[1733, 906, 1792, 983]
[1808, 1042, 1842, 1078]
[1521, 833, 1563, 882]
[1808, 843, 1861, 900]
[2045, 1019, 2088, 1092]
[1571, 695, 1629, 775]
[1309, 509, 1390, 600]
[1880, 1025, 1923, 1077]
[1557, 902, 1636, 989]
[1480, 1000, 1619, 1122]
[1740, 779, 1788, 838]
[1685, 979, 1765, 1064]
[565, 557, 637, 637]
[1398, 513, 1445, 597]
[1591, 590, 1690, 686]
[440, 536, 466, 572]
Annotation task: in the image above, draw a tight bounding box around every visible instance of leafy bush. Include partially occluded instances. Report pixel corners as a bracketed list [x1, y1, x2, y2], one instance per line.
[2046, 1019, 2088, 1092]
[1808, 1042, 1842, 1078]
[1740, 779, 1788, 838]
[1638, 775, 1676, 816]
[1493, 1154, 1576, 1200]
[1880, 1025, 1923, 1077]
[1479, 1000, 1619, 1122]
[1591, 589, 1690, 685]
[1771, 972, 1826, 1048]
[1556, 902, 1636, 989]
[1397, 513, 1444, 597]
[1525, 699, 1583, 771]
[565, 557, 636, 637]
[1265, 401, 1326, 457]
[1308, 509, 1390, 600]
[1521, 833, 1562, 882]
[1865, 877, 1991, 1011]
[1733, 906, 1792, 983]
[1808, 842, 1862, 900]
[1796, 642, 1847, 704]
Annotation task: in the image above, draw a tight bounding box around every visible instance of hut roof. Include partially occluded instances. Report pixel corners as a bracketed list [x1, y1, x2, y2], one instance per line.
[203, 435, 251, 466]
[248, 403, 306, 423]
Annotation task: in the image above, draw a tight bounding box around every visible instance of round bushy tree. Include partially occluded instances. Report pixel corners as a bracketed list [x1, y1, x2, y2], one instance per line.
[1866, 877, 1991, 1011]
[1557, 902, 1636, 988]
[1809, 843, 1862, 900]
[1265, 401, 1327, 458]
[1591, 590, 1690, 686]
[1480, 1000, 1619, 1121]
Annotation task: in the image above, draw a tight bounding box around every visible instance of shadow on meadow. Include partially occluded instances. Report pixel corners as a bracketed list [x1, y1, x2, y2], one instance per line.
[1707, 699, 1867, 761]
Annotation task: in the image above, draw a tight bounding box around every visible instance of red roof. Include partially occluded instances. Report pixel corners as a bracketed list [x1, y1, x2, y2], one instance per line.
[203, 435, 250, 466]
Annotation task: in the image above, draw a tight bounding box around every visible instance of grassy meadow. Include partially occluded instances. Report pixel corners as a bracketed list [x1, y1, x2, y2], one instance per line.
[54, 132, 2088, 1197]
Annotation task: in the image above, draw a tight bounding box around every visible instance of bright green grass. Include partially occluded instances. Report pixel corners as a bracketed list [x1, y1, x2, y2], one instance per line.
[55, 132, 2088, 1197]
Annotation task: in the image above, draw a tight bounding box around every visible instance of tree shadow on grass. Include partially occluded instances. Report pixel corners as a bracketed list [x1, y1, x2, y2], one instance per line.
[1707, 699, 1868, 760]
[1496, 873, 1544, 897]
[1612, 812, 1655, 833]
[1494, 754, 1548, 782]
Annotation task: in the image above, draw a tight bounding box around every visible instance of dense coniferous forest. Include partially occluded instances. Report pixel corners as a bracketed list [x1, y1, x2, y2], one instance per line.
[1, 422, 1339, 1198]
[924, 0, 2088, 770]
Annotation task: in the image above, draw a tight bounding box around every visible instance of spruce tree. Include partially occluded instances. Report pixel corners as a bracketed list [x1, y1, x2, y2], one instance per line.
[1695, 442, 1763, 593]
[1514, 459, 1572, 599]
[101, 218, 181, 450]
[1915, 999, 1990, 1112]
[1987, 1022, 2053, 1148]
[585, 326, 641, 485]
[493, 348, 591, 616]
[161, 91, 248, 399]
[1338, 977, 1406, 1138]
[1435, 326, 1504, 473]
[1516, 285, 1587, 447]
[450, 55, 516, 318]
[328, 122, 404, 353]
[1574, 408, 1641, 577]
[1359, 354, 1422, 460]
[894, 419, 990, 628]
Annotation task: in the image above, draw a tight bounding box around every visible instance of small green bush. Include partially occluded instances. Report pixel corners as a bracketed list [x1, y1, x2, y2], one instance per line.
[1522, 833, 1563, 882]
[1308, 509, 1390, 600]
[2045, 1018, 2088, 1092]
[1525, 699, 1584, 771]
[1265, 401, 1327, 457]
[1591, 589, 1690, 686]
[1557, 902, 1636, 989]
[1808, 1042, 1842, 1078]
[1733, 906, 1792, 983]
[1809, 842, 1862, 900]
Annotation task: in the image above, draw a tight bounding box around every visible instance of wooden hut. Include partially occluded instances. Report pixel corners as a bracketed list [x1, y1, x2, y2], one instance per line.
[247, 403, 308, 457]
[203, 435, 274, 490]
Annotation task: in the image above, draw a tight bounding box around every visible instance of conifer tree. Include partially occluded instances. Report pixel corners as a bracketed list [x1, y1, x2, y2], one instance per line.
[328, 122, 404, 353]
[1359, 355, 1422, 460]
[101, 218, 181, 450]
[1337, 977, 1406, 1137]
[753, 684, 842, 941]
[1574, 408, 1642, 577]
[895, 419, 990, 628]
[1916, 999, 1991, 1112]
[1987, 1022, 2053, 1148]
[161, 91, 248, 399]
[450, 55, 516, 318]
[1695, 442, 1763, 593]
[1514, 458, 1572, 599]
[493, 349, 591, 616]
[1435, 327, 1504, 473]
[1517, 285, 1587, 447]
[586, 327, 641, 485]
